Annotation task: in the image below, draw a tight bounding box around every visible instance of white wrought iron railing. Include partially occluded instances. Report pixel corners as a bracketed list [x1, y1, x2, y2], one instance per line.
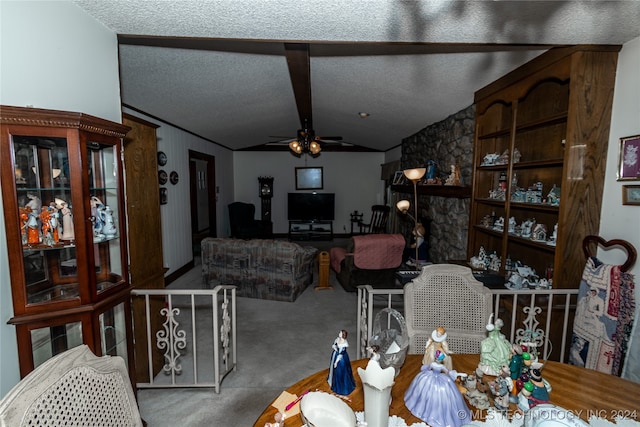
[131, 286, 237, 393]
[356, 284, 579, 362]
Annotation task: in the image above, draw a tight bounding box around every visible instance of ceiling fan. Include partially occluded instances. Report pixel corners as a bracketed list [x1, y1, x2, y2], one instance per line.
[272, 43, 343, 157]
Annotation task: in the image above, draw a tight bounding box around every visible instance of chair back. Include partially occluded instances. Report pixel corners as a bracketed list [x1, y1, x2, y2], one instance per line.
[228, 201, 260, 238]
[360, 205, 390, 234]
[404, 264, 492, 355]
[0, 345, 143, 427]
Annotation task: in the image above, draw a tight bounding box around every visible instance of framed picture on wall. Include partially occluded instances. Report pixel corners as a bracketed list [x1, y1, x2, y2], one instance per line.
[295, 167, 323, 190]
[622, 185, 640, 205]
[617, 135, 640, 180]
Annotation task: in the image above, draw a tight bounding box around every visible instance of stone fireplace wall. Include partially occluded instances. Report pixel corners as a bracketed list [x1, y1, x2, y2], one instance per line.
[399, 105, 475, 263]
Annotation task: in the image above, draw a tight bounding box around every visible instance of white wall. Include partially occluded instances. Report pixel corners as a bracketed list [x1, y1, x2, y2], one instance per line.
[233, 151, 386, 235]
[598, 36, 640, 381]
[0, 1, 122, 396]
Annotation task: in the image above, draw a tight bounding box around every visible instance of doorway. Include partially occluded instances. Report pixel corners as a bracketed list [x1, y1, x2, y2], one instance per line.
[189, 150, 216, 258]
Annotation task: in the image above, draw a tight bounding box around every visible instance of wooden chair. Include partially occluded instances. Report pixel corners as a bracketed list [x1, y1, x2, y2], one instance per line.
[358, 205, 390, 234]
[404, 264, 493, 355]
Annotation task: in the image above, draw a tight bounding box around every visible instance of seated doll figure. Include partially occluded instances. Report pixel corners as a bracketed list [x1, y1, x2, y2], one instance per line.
[404, 350, 471, 427]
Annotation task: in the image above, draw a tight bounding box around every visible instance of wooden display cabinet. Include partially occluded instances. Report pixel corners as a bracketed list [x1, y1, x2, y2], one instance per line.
[0, 105, 135, 379]
[468, 46, 620, 289]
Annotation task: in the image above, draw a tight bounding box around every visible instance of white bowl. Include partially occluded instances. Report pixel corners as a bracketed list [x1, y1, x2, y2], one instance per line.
[300, 391, 356, 427]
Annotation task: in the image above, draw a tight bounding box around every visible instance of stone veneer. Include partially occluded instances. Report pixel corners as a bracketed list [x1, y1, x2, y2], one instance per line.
[400, 104, 475, 263]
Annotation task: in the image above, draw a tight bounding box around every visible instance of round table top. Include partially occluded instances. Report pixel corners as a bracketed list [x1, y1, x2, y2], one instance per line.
[254, 353, 640, 426]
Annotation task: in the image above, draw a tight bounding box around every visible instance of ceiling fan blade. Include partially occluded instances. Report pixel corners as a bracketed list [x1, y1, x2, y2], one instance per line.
[316, 136, 343, 141]
[285, 43, 313, 129]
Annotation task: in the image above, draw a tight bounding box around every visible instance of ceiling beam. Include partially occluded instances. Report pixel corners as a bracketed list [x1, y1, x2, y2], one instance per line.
[285, 43, 313, 129]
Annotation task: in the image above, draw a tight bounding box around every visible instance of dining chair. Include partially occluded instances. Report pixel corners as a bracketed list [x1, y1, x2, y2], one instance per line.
[0, 345, 144, 427]
[404, 264, 493, 355]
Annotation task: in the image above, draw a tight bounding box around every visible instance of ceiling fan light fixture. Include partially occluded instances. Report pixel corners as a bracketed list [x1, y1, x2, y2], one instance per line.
[358, 112, 370, 119]
[309, 140, 321, 154]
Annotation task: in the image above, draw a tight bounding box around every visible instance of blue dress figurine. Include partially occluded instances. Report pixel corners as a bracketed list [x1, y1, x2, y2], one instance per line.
[404, 350, 471, 427]
[327, 330, 356, 395]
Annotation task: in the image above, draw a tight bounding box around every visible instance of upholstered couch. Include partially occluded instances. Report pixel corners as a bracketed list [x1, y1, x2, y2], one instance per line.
[330, 234, 405, 292]
[201, 238, 318, 302]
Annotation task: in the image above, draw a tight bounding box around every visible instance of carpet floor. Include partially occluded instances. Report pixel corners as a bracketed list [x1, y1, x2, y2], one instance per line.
[137, 240, 358, 426]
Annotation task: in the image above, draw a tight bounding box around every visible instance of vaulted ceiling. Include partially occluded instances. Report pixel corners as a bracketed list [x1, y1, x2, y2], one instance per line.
[74, 0, 640, 152]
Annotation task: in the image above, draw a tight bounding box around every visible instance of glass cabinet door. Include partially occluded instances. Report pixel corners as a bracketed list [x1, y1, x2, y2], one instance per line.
[99, 302, 129, 365]
[30, 321, 83, 368]
[12, 135, 79, 305]
[87, 141, 124, 294]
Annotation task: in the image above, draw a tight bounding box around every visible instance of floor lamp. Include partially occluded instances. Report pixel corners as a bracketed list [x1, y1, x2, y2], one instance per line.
[396, 167, 426, 269]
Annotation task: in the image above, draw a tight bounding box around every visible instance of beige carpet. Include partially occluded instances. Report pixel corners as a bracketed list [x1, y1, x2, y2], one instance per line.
[137, 241, 357, 426]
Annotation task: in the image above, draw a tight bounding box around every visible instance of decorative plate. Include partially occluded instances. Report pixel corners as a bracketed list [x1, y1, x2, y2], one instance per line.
[157, 151, 167, 166]
[158, 170, 168, 185]
[170, 171, 179, 185]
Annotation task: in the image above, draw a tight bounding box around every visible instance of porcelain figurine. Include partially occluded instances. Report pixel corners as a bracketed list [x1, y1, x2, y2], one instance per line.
[489, 365, 513, 412]
[39, 207, 54, 246]
[528, 368, 550, 404]
[99, 205, 117, 238]
[482, 153, 500, 166]
[90, 196, 105, 240]
[478, 315, 512, 376]
[461, 372, 490, 410]
[327, 330, 356, 396]
[404, 351, 471, 427]
[48, 204, 60, 243]
[26, 207, 40, 244]
[55, 198, 74, 241]
[19, 207, 30, 244]
[422, 326, 453, 370]
[444, 164, 461, 186]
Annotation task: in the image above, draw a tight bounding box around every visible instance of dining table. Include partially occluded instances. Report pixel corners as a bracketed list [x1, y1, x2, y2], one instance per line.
[253, 353, 640, 427]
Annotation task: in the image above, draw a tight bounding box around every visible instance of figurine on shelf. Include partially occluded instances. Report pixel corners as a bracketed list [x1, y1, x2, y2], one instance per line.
[26, 207, 40, 244]
[404, 350, 471, 427]
[489, 365, 513, 412]
[482, 153, 500, 166]
[493, 216, 504, 231]
[520, 218, 536, 238]
[39, 207, 54, 246]
[327, 330, 356, 396]
[532, 224, 547, 241]
[25, 193, 42, 216]
[19, 207, 30, 244]
[478, 315, 512, 376]
[469, 246, 487, 270]
[48, 204, 60, 243]
[90, 196, 105, 241]
[423, 326, 453, 370]
[99, 205, 117, 238]
[444, 164, 461, 186]
[55, 198, 74, 241]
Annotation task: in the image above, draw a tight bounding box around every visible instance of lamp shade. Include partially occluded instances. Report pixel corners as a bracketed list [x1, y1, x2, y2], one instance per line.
[403, 168, 426, 182]
[396, 200, 410, 213]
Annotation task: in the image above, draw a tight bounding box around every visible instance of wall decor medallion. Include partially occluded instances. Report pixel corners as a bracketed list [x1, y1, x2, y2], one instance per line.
[158, 170, 168, 185]
[157, 151, 168, 166]
[170, 171, 179, 185]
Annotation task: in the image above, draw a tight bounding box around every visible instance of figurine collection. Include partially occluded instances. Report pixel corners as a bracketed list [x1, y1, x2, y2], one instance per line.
[19, 194, 116, 248]
[267, 315, 554, 427]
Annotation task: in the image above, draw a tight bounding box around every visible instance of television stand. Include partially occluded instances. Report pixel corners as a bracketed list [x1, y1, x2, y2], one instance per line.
[288, 220, 333, 241]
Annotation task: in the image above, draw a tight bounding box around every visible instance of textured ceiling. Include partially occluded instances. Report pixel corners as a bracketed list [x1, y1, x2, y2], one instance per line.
[74, 1, 640, 152]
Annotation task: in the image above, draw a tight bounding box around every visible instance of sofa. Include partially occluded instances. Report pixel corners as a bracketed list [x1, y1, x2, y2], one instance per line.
[201, 238, 318, 302]
[330, 234, 405, 292]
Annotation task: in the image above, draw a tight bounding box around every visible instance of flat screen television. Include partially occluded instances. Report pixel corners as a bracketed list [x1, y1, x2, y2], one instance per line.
[288, 193, 335, 221]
